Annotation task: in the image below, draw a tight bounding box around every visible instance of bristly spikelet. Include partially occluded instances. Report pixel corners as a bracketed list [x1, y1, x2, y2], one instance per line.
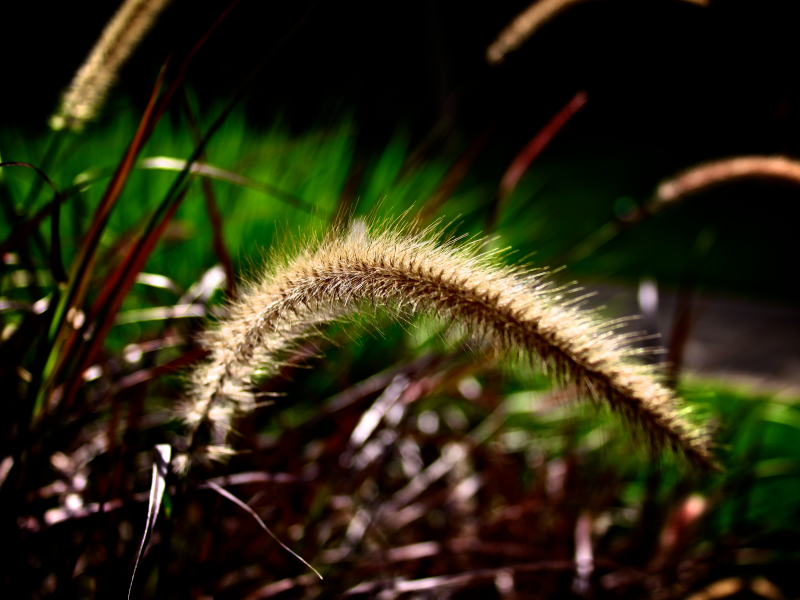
[655, 155, 800, 207]
[486, 0, 709, 65]
[50, 0, 174, 132]
[182, 219, 716, 471]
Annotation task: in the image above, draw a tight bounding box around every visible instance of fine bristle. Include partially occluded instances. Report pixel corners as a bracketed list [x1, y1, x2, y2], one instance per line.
[181, 221, 716, 471]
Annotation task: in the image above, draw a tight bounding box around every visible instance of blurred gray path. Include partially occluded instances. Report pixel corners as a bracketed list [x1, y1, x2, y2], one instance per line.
[587, 283, 800, 397]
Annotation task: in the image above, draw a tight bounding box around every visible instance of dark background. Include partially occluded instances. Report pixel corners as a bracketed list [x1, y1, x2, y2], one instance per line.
[4, 0, 800, 159]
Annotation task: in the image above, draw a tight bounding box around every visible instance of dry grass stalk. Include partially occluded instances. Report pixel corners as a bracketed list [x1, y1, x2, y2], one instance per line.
[51, 0, 174, 131]
[180, 220, 716, 472]
[655, 155, 800, 207]
[486, 0, 709, 65]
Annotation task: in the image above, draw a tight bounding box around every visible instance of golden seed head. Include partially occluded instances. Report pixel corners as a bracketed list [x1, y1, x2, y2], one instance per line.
[183, 219, 716, 472]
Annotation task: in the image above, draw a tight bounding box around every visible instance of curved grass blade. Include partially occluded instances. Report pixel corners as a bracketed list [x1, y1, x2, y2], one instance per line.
[128, 444, 171, 600]
[203, 480, 322, 579]
[486, 91, 587, 231]
[498, 90, 587, 200]
[139, 156, 317, 213]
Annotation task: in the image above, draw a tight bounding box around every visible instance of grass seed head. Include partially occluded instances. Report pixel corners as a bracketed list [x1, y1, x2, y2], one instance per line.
[51, 0, 174, 131]
[181, 219, 717, 472]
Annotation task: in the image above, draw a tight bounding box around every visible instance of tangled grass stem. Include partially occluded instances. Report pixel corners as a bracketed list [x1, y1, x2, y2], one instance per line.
[181, 221, 716, 472]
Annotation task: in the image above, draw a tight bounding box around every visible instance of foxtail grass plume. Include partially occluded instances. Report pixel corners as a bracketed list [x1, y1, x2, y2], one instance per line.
[180, 220, 716, 473]
[561, 154, 800, 264]
[486, 0, 708, 65]
[655, 155, 800, 208]
[50, 0, 173, 132]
